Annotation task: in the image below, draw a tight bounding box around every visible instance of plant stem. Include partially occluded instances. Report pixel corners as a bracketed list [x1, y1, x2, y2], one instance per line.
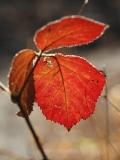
[0, 81, 49, 160]
[15, 50, 49, 159]
[107, 98, 120, 113]
[12, 95, 49, 160]
[14, 50, 49, 160]
[103, 67, 109, 160]
[0, 82, 11, 95]
[18, 51, 42, 97]
[78, 0, 89, 15]
[93, 115, 120, 158]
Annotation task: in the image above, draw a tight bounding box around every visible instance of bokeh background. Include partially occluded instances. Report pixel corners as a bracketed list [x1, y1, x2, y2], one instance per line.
[0, 0, 120, 159]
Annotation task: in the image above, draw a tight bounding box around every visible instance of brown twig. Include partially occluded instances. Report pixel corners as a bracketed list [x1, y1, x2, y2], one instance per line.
[0, 82, 49, 160]
[0, 50, 49, 160]
[13, 96, 48, 160]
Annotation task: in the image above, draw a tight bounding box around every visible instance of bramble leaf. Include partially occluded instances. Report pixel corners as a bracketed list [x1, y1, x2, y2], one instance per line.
[34, 16, 108, 52]
[34, 53, 106, 130]
[9, 49, 36, 117]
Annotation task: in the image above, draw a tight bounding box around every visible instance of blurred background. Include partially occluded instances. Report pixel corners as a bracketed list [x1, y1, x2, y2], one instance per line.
[0, 0, 120, 159]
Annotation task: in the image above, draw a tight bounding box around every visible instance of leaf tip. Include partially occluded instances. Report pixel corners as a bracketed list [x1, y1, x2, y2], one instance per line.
[67, 129, 71, 132]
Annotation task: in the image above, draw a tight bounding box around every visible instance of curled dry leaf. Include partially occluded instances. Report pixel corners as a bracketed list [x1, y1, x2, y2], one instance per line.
[9, 49, 36, 117]
[34, 16, 109, 52]
[34, 53, 106, 130]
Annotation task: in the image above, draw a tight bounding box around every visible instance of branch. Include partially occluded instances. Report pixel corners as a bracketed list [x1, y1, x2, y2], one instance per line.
[0, 81, 49, 160]
[12, 95, 49, 160]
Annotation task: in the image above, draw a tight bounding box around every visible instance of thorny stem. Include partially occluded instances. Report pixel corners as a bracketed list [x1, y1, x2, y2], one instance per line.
[0, 50, 49, 160]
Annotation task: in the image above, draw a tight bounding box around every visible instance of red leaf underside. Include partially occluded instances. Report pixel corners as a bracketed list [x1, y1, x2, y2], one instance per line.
[9, 49, 36, 116]
[34, 16, 108, 52]
[34, 54, 106, 130]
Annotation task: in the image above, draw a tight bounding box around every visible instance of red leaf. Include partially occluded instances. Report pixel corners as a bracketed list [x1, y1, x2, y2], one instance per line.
[34, 53, 106, 130]
[9, 49, 36, 117]
[34, 16, 108, 52]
